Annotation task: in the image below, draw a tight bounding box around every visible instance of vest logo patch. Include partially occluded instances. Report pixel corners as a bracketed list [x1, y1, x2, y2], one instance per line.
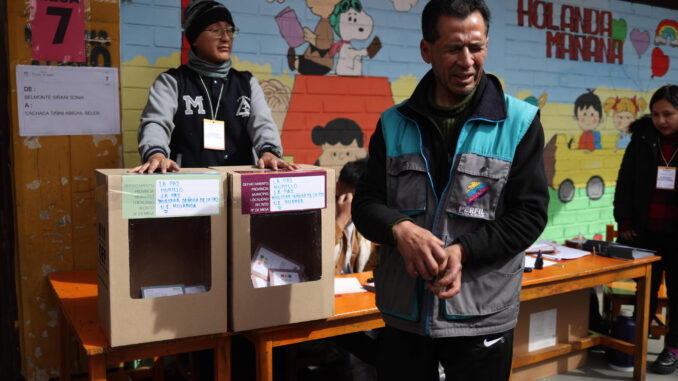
[457, 205, 486, 218]
[183, 95, 206, 115]
[236, 96, 251, 117]
[466, 181, 488, 206]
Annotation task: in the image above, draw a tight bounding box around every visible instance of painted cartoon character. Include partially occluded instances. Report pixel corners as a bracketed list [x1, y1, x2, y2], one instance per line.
[312, 118, 367, 174]
[287, 0, 341, 75]
[574, 90, 603, 151]
[390, 0, 418, 12]
[603, 96, 647, 151]
[329, 0, 376, 76]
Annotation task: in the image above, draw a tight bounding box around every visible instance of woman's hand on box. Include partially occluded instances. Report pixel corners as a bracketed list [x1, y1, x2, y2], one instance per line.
[128, 153, 180, 174]
[257, 151, 299, 170]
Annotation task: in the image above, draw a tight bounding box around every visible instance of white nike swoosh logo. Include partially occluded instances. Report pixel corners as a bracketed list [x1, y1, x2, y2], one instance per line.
[483, 337, 503, 347]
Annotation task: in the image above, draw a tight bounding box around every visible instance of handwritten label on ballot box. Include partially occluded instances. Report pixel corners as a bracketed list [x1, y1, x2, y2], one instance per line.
[240, 171, 327, 214]
[121, 174, 222, 219]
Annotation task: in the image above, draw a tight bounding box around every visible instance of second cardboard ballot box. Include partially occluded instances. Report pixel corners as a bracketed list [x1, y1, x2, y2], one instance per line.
[213, 165, 335, 332]
[95, 168, 228, 347]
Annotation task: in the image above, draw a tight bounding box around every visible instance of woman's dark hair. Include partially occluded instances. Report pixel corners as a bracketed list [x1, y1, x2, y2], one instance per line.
[650, 85, 678, 111]
[422, 0, 491, 43]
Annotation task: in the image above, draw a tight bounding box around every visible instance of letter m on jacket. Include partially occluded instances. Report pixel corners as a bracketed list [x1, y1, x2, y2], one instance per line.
[183, 95, 206, 115]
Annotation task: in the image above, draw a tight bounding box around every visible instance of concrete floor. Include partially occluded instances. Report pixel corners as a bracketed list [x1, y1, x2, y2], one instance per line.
[541, 336, 672, 381]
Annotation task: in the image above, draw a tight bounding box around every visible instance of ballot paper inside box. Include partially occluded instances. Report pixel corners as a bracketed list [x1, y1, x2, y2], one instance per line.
[210, 165, 335, 332]
[250, 245, 304, 287]
[95, 168, 228, 347]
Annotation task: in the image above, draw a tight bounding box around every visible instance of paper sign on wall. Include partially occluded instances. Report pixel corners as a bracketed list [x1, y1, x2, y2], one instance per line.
[31, 0, 86, 62]
[16, 65, 120, 136]
[121, 174, 221, 219]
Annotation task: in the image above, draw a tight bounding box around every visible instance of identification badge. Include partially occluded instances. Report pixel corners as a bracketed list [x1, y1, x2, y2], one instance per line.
[203, 119, 225, 150]
[657, 166, 676, 190]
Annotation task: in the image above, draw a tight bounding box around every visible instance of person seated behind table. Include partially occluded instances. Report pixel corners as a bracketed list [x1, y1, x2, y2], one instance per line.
[335, 158, 377, 274]
[130, 0, 296, 174]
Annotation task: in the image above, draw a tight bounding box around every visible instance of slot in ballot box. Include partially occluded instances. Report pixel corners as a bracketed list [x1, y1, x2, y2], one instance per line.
[95, 169, 228, 347]
[211, 165, 334, 332]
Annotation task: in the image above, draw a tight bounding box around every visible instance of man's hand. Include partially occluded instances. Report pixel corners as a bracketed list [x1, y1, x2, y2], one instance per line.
[128, 152, 180, 174]
[427, 243, 464, 299]
[619, 228, 637, 242]
[257, 152, 300, 170]
[336, 193, 352, 228]
[392, 220, 446, 280]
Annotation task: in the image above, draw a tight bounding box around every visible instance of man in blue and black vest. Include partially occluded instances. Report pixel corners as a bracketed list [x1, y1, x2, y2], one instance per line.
[132, 0, 296, 173]
[352, 1, 549, 380]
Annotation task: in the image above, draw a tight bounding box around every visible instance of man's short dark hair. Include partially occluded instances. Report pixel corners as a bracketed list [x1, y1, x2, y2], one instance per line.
[422, 0, 491, 43]
[574, 89, 602, 117]
[338, 158, 368, 188]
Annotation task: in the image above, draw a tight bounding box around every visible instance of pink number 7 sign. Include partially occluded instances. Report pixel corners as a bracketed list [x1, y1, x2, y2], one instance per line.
[31, 0, 86, 63]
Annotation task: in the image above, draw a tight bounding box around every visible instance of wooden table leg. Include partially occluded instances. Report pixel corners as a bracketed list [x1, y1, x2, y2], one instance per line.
[250, 334, 273, 381]
[88, 354, 106, 381]
[633, 264, 651, 381]
[215, 336, 231, 381]
[152, 356, 164, 381]
[58, 310, 71, 381]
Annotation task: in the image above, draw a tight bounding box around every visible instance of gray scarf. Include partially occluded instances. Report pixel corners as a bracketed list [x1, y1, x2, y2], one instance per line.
[186, 49, 231, 78]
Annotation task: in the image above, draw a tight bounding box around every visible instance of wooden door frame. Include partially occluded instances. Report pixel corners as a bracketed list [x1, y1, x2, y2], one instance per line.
[0, 1, 20, 380]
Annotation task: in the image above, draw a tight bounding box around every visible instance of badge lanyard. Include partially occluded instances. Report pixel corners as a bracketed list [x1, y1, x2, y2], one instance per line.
[656, 136, 678, 190]
[199, 76, 226, 151]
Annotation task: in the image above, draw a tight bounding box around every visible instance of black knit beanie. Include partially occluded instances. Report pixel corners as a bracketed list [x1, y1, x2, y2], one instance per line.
[183, 0, 235, 46]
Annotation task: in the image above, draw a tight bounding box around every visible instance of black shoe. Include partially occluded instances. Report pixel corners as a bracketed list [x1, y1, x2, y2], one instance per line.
[651, 348, 677, 374]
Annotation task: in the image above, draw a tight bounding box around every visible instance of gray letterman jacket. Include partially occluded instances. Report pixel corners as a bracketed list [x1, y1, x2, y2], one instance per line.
[137, 65, 282, 167]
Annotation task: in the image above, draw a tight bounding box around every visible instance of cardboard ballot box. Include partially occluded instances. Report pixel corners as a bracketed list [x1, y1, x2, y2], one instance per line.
[211, 165, 334, 332]
[95, 168, 228, 347]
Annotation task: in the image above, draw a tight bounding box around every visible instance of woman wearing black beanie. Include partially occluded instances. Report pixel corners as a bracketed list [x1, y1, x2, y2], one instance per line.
[131, 0, 297, 174]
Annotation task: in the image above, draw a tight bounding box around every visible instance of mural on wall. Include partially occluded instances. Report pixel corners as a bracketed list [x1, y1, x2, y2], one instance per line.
[517, 0, 624, 64]
[523, 93, 547, 109]
[282, 0, 339, 75]
[630, 28, 650, 58]
[390, 0, 418, 12]
[121, 0, 678, 245]
[603, 96, 647, 151]
[652, 19, 678, 78]
[574, 90, 603, 151]
[260, 78, 293, 135]
[311, 118, 367, 171]
[277, 0, 381, 76]
[330, 0, 381, 76]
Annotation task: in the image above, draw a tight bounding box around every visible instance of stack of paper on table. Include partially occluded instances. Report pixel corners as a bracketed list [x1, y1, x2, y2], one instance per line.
[526, 238, 591, 260]
[334, 277, 367, 294]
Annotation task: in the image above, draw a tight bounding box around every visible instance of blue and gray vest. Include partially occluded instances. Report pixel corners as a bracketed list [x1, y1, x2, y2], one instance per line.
[374, 95, 538, 337]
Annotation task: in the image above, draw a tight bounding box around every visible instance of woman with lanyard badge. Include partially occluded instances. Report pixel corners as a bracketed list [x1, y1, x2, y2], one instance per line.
[614, 85, 678, 374]
[131, 0, 297, 173]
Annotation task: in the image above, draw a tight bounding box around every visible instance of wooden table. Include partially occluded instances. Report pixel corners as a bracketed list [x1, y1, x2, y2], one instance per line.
[245, 272, 383, 381]
[248, 255, 659, 381]
[516, 254, 659, 381]
[49, 254, 658, 381]
[48, 270, 232, 381]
